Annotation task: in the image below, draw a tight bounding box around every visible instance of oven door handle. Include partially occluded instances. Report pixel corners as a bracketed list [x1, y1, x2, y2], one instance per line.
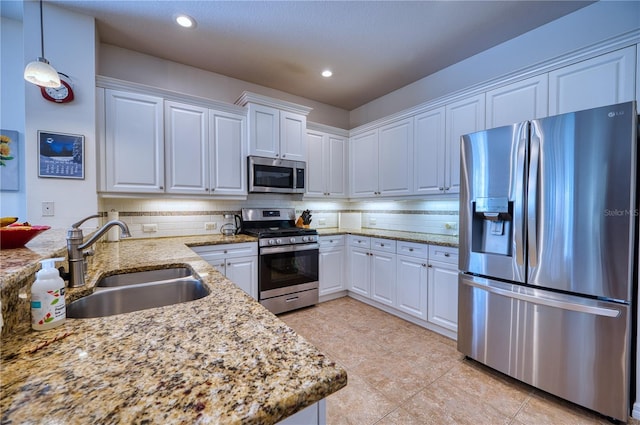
[260, 243, 320, 255]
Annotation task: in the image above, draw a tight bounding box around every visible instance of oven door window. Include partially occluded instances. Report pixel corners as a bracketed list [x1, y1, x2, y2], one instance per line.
[254, 164, 294, 189]
[260, 248, 319, 292]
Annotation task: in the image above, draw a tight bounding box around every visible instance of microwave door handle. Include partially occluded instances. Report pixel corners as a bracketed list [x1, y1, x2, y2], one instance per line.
[527, 125, 541, 268]
[514, 123, 527, 267]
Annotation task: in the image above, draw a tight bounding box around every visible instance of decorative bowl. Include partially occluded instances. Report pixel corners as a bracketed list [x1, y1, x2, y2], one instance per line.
[0, 223, 51, 249]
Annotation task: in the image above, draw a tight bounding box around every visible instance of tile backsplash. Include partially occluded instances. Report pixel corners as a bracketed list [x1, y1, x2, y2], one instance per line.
[99, 198, 459, 239]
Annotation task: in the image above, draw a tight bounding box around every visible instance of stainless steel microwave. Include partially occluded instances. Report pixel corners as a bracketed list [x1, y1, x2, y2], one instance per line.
[248, 156, 306, 194]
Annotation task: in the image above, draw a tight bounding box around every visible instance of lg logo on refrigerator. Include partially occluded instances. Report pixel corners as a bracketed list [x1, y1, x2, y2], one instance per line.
[608, 110, 625, 118]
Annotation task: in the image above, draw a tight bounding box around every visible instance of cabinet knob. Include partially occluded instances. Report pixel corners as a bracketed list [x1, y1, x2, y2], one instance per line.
[219, 263, 225, 267]
[409, 248, 414, 252]
[224, 250, 228, 254]
[422, 263, 427, 267]
[159, 186, 164, 190]
[444, 187, 450, 191]
[282, 154, 286, 158]
[439, 187, 444, 191]
[444, 252, 450, 257]
[380, 243, 385, 247]
[428, 264, 433, 268]
[227, 262, 231, 266]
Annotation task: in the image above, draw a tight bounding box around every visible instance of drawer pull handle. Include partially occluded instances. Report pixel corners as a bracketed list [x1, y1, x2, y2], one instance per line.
[285, 296, 299, 303]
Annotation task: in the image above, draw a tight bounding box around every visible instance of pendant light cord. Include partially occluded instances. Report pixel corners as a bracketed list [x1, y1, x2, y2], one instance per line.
[39, 0, 45, 58]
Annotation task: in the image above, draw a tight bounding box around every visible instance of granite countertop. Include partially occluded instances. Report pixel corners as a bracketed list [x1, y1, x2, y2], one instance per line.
[0, 234, 347, 424]
[316, 227, 459, 247]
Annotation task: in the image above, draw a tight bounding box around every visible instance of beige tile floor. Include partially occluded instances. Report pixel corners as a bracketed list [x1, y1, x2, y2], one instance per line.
[280, 297, 638, 425]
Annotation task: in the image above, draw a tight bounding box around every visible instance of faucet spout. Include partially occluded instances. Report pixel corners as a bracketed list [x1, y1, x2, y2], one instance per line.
[78, 220, 131, 250]
[64, 215, 131, 288]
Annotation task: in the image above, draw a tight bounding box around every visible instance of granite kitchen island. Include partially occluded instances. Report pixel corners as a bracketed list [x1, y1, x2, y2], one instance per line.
[0, 234, 347, 424]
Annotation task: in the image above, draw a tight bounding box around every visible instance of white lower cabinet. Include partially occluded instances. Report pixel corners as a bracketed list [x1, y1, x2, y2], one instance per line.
[347, 236, 397, 303]
[344, 235, 458, 338]
[191, 243, 258, 299]
[319, 236, 346, 296]
[427, 245, 459, 333]
[396, 241, 429, 321]
[277, 400, 326, 425]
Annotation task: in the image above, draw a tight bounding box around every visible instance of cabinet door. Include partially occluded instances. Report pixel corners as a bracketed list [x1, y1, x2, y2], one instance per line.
[349, 247, 371, 297]
[319, 247, 345, 296]
[350, 130, 379, 197]
[225, 256, 258, 299]
[306, 131, 326, 197]
[371, 251, 396, 307]
[396, 255, 428, 320]
[210, 110, 246, 195]
[549, 46, 636, 115]
[445, 94, 485, 194]
[248, 103, 279, 158]
[280, 111, 307, 161]
[105, 89, 164, 193]
[165, 101, 209, 194]
[428, 260, 459, 333]
[486, 75, 548, 129]
[378, 118, 413, 196]
[327, 135, 347, 197]
[414, 107, 445, 195]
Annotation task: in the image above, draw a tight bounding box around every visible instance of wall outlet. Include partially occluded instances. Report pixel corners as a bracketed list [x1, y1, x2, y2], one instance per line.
[42, 201, 54, 217]
[444, 222, 458, 230]
[318, 218, 326, 226]
[369, 217, 377, 226]
[143, 224, 158, 233]
[205, 222, 217, 230]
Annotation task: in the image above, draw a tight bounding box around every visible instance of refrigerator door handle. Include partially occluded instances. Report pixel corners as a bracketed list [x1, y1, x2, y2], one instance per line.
[527, 125, 540, 268]
[514, 123, 528, 266]
[463, 278, 621, 318]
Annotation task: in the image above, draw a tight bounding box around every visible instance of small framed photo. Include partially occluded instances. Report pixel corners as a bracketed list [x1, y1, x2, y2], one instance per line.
[38, 131, 84, 179]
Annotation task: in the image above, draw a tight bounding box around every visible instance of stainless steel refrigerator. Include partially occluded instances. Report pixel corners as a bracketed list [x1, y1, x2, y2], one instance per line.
[458, 101, 637, 421]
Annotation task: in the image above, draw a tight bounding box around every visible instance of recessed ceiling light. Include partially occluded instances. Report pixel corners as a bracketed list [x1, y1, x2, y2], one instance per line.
[175, 14, 196, 28]
[321, 70, 333, 78]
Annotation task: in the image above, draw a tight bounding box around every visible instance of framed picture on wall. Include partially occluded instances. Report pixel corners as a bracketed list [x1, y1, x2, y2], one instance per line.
[38, 131, 84, 179]
[1, 129, 20, 191]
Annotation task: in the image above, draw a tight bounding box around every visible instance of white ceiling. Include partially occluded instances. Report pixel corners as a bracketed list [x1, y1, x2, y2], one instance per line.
[16, 1, 594, 110]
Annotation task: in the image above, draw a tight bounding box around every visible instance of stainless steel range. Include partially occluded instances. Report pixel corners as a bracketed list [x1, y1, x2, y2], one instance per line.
[241, 208, 319, 314]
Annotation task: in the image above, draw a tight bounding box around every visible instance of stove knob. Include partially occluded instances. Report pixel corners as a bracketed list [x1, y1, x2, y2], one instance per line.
[276, 239, 282, 245]
[301, 236, 308, 242]
[268, 239, 275, 245]
[290, 237, 296, 243]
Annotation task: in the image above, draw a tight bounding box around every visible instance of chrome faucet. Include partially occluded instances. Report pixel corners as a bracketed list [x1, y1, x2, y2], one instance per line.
[62, 214, 131, 288]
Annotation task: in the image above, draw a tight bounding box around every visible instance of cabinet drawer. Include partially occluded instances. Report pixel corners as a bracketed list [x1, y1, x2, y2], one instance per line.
[397, 241, 428, 258]
[191, 242, 258, 260]
[371, 238, 396, 253]
[428, 245, 458, 265]
[319, 235, 345, 248]
[349, 235, 371, 249]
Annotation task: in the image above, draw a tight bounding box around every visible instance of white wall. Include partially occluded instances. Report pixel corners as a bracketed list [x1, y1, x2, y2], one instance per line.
[98, 44, 350, 129]
[350, 1, 640, 127]
[23, 2, 98, 228]
[0, 17, 26, 219]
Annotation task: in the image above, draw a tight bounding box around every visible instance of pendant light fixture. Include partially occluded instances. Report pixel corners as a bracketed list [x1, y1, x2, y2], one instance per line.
[24, 0, 60, 88]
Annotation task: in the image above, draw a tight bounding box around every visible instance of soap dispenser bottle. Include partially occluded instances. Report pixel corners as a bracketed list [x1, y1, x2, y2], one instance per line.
[31, 257, 66, 331]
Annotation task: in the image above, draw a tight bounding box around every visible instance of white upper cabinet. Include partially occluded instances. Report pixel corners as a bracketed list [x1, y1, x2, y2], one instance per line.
[104, 89, 165, 193]
[350, 130, 379, 197]
[306, 128, 347, 198]
[414, 107, 446, 196]
[445, 94, 485, 194]
[165, 102, 246, 196]
[247, 103, 280, 158]
[350, 118, 413, 198]
[209, 110, 246, 195]
[237, 92, 312, 161]
[378, 118, 413, 196]
[165, 101, 209, 194]
[486, 75, 549, 129]
[549, 46, 636, 115]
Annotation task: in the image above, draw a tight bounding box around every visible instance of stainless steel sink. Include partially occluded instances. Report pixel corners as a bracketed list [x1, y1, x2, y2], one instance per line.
[97, 267, 193, 287]
[67, 268, 209, 318]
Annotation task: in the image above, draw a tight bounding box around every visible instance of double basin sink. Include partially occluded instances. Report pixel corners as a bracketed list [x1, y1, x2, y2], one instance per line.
[66, 267, 210, 319]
